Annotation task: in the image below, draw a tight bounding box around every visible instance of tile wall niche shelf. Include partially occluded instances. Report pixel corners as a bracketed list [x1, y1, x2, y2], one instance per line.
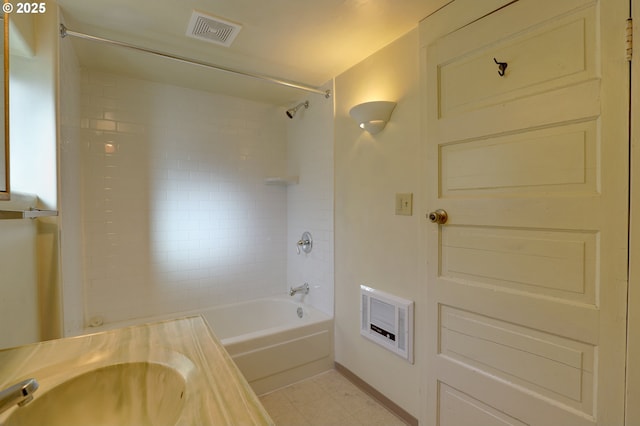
[264, 176, 299, 186]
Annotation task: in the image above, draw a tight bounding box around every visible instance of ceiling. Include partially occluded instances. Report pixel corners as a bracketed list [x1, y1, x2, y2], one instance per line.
[56, 0, 445, 105]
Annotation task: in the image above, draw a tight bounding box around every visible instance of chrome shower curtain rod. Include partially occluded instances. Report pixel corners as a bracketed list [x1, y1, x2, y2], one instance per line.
[59, 24, 331, 98]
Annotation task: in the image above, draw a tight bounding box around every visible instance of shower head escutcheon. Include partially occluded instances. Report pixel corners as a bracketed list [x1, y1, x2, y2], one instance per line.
[286, 101, 309, 119]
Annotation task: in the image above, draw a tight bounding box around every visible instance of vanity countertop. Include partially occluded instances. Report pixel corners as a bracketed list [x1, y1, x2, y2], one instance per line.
[0, 316, 274, 425]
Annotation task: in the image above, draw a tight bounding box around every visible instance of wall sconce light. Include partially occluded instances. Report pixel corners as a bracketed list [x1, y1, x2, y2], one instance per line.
[349, 101, 397, 134]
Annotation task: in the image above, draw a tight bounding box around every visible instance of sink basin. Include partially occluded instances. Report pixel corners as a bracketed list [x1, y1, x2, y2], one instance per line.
[4, 362, 186, 426]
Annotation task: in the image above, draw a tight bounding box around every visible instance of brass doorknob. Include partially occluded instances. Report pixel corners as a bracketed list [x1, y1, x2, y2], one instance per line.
[427, 209, 448, 224]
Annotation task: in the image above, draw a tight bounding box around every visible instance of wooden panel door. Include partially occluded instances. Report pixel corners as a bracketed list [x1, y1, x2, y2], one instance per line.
[421, 0, 630, 424]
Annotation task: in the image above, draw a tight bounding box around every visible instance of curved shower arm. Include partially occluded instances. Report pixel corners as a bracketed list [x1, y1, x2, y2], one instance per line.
[286, 100, 310, 119]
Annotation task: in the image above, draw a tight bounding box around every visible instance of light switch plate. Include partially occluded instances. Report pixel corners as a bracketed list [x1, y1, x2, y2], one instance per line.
[395, 193, 413, 216]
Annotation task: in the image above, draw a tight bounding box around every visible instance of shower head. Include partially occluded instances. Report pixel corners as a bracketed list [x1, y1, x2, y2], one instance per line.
[286, 101, 309, 119]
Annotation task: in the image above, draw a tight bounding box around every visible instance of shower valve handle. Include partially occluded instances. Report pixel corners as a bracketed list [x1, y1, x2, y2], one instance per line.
[296, 232, 313, 255]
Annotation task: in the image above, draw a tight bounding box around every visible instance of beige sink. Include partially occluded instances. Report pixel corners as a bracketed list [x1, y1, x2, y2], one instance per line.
[5, 362, 186, 426]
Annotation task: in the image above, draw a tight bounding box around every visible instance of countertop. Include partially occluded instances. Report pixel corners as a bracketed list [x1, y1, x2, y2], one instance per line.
[0, 316, 274, 425]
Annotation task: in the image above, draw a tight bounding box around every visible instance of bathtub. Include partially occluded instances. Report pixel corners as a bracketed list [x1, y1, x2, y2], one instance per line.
[82, 296, 334, 395]
[203, 297, 334, 394]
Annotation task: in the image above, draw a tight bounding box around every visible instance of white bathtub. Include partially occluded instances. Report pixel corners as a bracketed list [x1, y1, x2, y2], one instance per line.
[202, 297, 334, 395]
[83, 296, 334, 395]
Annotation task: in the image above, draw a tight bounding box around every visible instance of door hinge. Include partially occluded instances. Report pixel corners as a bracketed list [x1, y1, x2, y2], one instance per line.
[627, 18, 633, 62]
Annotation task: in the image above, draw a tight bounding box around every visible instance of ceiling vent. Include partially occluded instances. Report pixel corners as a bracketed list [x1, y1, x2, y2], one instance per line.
[186, 10, 242, 48]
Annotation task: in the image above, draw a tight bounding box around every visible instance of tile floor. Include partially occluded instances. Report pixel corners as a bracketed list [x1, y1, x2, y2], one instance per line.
[259, 369, 408, 426]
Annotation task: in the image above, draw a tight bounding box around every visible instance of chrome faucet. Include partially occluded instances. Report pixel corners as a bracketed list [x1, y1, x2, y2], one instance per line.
[0, 378, 39, 415]
[289, 282, 310, 296]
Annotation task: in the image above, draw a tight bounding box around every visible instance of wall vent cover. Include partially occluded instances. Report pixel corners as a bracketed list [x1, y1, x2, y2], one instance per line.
[360, 285, 414, 363]
[186, 10, 242, 47]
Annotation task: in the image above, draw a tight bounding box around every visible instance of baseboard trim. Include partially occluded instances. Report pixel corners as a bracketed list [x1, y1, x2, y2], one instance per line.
[334, 362, 419, 426]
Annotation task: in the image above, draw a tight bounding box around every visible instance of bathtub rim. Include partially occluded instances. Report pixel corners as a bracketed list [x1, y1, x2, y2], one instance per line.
[79, 295, 332, 340]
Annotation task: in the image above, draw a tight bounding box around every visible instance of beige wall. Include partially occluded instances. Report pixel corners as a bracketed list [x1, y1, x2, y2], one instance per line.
[0, 199, 38, 348]
[334, 29, 421, 416]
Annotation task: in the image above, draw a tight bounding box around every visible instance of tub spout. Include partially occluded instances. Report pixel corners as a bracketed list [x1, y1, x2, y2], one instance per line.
[289, 283, 310, 296]
[0, 378, 39, 415]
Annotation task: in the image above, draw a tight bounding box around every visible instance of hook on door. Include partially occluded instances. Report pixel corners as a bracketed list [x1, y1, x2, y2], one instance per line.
[493, 58, 508, 77]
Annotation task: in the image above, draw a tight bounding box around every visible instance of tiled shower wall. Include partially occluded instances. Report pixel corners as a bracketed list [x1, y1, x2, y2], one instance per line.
[286, 88, 334, 316]
[78, 70, 288, 324]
